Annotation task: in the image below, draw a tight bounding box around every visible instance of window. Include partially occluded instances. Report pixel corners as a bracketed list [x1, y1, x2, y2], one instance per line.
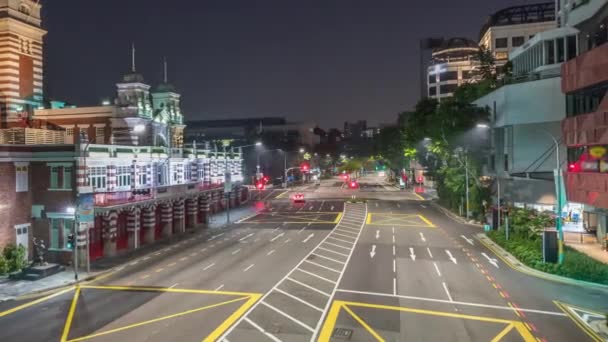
[512, 36, 524, 47]
[504, 154, 509, 171]
[89, 166, 107, 190]
[50, 219, 60, 249]
[197, 166, 203, 180]
[439, 71, 458, 82]
[95, 127, 105, 144]
[566, 35, 577, 60]
[439, 84, 458, 94]
[63, 167, 72, 189]
[428, 74, 436, 84]
[15, 164, 28, 192]
[66, 128, 74, 137]
[155, 163, 166, 186]
[545, 40, 555, 64]
[556, 37, 565, 63]
[63, 220, 74, 250]
[50, 166, 60, 188]
[116, 166, 131, 188]
[184, 163, 192, 182]
[428, 86, 437, 96]
[495, 38, 508, 48]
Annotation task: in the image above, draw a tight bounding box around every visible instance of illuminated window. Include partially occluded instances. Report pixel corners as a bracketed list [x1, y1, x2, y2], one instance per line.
[15, 164, 28, 192]
[89, 166, 107, 190]
[116, 166, 131, 188]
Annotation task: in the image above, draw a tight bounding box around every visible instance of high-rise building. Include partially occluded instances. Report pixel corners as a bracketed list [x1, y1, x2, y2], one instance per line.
[427, 38, 480, 101]
[0, 0, 46, 128]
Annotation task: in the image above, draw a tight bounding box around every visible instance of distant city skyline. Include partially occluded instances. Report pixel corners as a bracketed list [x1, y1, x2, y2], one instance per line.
[44, 0, 537, 128]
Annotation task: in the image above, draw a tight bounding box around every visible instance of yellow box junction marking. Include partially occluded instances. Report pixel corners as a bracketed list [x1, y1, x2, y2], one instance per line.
[365, 213, 436, 228]
[553, 301, 605, 342]
[318, 300, 536, 342]
[245, 212, 341, 224]
[0, 285, 75, 319]
[414, 192, 425, 201]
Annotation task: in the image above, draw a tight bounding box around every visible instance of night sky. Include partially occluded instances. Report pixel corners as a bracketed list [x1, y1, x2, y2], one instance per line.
[42, 0, 535, 128]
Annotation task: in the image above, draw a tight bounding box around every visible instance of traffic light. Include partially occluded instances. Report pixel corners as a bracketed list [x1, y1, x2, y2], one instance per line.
[255, 181, 265, 190]
[349, 181, 358, 189]
[262, 176, 269, 184]
[66, 234, 75, 250]
[300, 162, 310, 172]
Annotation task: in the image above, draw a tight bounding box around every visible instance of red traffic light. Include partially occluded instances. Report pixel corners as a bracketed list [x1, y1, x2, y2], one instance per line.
[255, 182, 265, 190]
[300, 163, 310, 172]
[262, 176, 269, 183]
[349, 181, 358, 189]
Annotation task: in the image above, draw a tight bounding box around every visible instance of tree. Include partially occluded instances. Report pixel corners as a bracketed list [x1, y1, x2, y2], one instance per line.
[478, 46, 496, 84]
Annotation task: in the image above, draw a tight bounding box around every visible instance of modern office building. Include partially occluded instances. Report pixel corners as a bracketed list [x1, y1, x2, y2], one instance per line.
[560, 0, 608, 242]
[427, 38, 480, 101]
[479, 3, 557, 70]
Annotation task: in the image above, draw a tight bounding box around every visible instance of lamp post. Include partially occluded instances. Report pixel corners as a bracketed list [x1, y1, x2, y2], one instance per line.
[540, 129, 564, 264]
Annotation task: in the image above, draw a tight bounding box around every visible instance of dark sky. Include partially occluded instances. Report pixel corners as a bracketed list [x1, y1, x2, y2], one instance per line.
[42, 0, 535, 129]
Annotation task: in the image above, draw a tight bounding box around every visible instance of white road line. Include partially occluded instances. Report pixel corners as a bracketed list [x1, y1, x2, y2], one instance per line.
[169, 283, 179, 289]
[393, 278, 397, 295]
[243, 317, 281, 342]
[286, 277, 331, 297]
[442, 282, 454, 302]
[335, 289, 568, 317]
[266, 249, 276, 256]
[323, 242, 351, 250]
[203, 263, 216, 271]
[243, 264, 255, 272]
[335, 229, 358, 236]
[215, 284, 225, 291]
[481, 252, 500, 268]
[284, 238, 291, 243]
[330, 206, 334, 210]
[409, 247, 416, 261]
[392, 235, 396, 243]
[275, 288, 324, 312]
[433, 262, 441, 277]
[420, 232, 426, 242]
[392, 245, 396, 256]
[298, 226, 307, 234]
[331, 233, 356, 241]
[312, 253, 345, 264]
[318, 246, 349, 257]
[270, 232, 285, 242]
[296, 268, 337, 284]
[461, 235, 475, 245]
[421, 204, 427, 208]
[392, 226, 395, 234]
[304, 260, 341, 273]
[272, 226, 280, 232]
[261, 301, 315, 333]
[393, 259, 396, 273]
[239, 233, 254, 241]
[446, 250, 457, 264]
[232, 249, 241, 255]
[302, 233, 314, 243]
[427, 247, 433, 258]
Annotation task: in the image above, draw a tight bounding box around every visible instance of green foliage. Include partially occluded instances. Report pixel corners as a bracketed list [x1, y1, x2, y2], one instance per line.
[488, 230, 608, 285]
[0, 253, 8, 275]
[478, 46, 496, 84]
[507, 208, 554, 239]
[2, 244, 27, 273]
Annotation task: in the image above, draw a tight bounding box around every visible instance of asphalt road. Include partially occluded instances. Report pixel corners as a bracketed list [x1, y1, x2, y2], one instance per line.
[0, 174, 606, 342]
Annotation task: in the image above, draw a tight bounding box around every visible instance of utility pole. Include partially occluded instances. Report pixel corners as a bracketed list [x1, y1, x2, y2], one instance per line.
[497, 177, 501, 230]
[465, 153, 470, 220]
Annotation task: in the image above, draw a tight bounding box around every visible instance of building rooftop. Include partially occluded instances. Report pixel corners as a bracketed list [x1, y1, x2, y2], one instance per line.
[479, 2, 556, 39]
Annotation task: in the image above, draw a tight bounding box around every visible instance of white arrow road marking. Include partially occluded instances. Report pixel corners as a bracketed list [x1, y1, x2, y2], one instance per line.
[481, 252, 499, 268]
[302, 233, 314, 243]
[239, 233, 254, 241]
[445, 250, 457, 264]
[420, 232, 426, 242]
[375, 230, 380, 240]
[270, 233, 285, 242]
[409, 247, 416, 261]
[330, 206, 334, 210]
[461, 235, 474, 246]
[298, 226, 307, 234]
[370, 245, 377, 258]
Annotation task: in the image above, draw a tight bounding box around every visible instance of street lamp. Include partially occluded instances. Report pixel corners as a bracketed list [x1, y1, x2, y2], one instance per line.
[299, 148, 305, 154]
[539, 129, 564, 264]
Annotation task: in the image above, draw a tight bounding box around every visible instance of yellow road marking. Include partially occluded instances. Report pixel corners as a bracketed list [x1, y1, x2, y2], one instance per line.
[155, 268, 164, 273]
[0, 285, 75, 318]
[79, 284, 259, 297]
[366, 214, 372, 224]
[140, 274, 150, 279]
[61, 286, 81, 342]
[203, 293, 262, 342]
[343, 304, 385, 342]
[365, 213, 436, 227]
[414, 192, 425, 201]
[554, 301, 605, 342]
[318, 300, 344, 341]
[167, 262, 176, 267]
[508, 302, 522, 318]
[490, 323, 514, 342]
[418, 215, 436, 227]
[68, 297, 249, 342]
[275, 191, 288, 199]
[333, 212, 344, 223]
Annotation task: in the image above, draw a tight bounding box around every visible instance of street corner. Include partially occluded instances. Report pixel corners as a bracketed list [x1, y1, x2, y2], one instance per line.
[318, 300, 537, 342]
[241, 211, 342, 224]
[554, 301, 608, 342]
[365, 212, 436, 228]
[63, 285, 261, 342]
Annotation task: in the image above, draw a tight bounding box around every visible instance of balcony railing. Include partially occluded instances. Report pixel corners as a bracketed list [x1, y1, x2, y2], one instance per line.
[0, 128, 65, 145]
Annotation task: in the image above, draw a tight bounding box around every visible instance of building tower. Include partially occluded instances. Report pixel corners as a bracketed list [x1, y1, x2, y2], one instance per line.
[152, 58, 185, 147]
[0, 0, 46, 128]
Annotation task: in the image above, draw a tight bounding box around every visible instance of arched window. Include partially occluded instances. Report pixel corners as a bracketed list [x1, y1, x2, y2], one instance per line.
[18, 3, 31, 15]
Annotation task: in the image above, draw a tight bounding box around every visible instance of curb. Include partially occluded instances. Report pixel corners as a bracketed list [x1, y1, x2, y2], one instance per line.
[430, 201, 483, 228]
[476, 233, 608, 292]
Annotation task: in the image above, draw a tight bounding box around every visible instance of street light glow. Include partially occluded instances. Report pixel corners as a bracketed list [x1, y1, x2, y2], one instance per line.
[299, 148, 305, 153]
[476, 123, 489, 128]
[66, 207, 75, 214]
[133, 124, 145, 133]
[254, 141, 262, 146]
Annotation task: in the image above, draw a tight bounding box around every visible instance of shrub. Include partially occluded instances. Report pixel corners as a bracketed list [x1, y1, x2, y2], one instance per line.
[0, 253, 8, 275]
[2, 244, 27, 273]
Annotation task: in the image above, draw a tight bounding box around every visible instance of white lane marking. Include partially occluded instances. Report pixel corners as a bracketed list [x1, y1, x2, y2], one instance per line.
[375, 202, 379, 207]
[446, 250, 458, 264]
[304, 260, 341, 273]
[270, 232, 285, 242]
[302, 233, 314, 243]
[323, 242, 351, 250]
[275, 288, 324, 312]
[427, 247, 433, 258]
[296, 268, 337, 284]
[129, 260, 139, 266]
[393, 259, 396, 273]
[328, 236, 353, 244]
[461, 235, 475, 245]
[397, 203, 401, 208]
[169, 283, 179, 289]
[409, 247, 416, 261]
[370, 244, 377, 258]
[420, 232, 426, 242]
[239, 233, 254, 241]
[266, 249, 276, 256]
[421, 204, 427, 208]
[261, 301, 315, 333]
[308, 222, 312, 226]
[335, 289, 568, 317]
[243, 264, 255, 272]
[286, 277, 331, 297]
[312, 253, 345, 264]
[272, 226, 280, 232]
[332, 232, 356, 240]
[215, 284, 225, 291]
[335, 229, 358, 236]
[318, 246, 349, 257]
[392, 235, 396, 243]
[392, 226, 395, 234]
[143, 256, 151, 261]
[392, 245, 396, 256]
[433, 262, 441, 277]
[393, 278, 397, 295]
[481, 252, 500, 268]
[243, 317, 281, 342]
[284, 238, 291, 243]
[232, 248, 241, 255]
[203, 263, 216, 271]
[375, 230, 380, 240]
[442, 282, 454, 302]
[209, 232, 225, 241]
[298, 226, 307, 234]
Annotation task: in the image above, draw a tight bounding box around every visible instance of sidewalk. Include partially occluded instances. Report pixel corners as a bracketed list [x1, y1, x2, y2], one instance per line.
[0, 203, 258, 302]
[476, 233, 608, 292]
[566, 242, 608, 265]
